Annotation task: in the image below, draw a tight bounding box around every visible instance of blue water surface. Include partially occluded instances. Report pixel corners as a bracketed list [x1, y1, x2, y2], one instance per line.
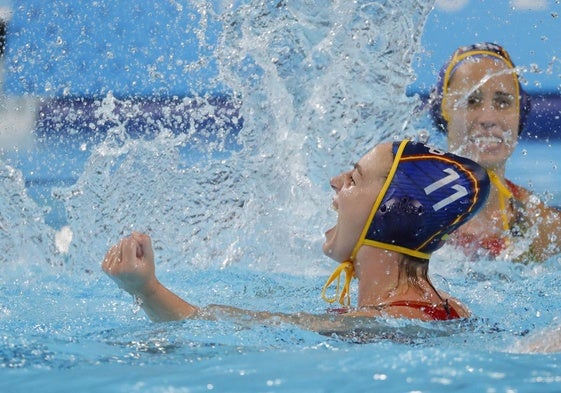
[1, 260, 561, 393]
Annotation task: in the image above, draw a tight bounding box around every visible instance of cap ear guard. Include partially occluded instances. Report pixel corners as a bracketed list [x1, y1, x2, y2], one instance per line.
[368, 195, 427, 252]
[518, 87, 531, 134]
[429, 70, 448, 134]
[429, 42, 531, 136]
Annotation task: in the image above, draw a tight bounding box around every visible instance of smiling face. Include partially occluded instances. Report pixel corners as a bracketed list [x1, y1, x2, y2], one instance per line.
[322, 143, 393, 263]
[443, 56, 520, 171]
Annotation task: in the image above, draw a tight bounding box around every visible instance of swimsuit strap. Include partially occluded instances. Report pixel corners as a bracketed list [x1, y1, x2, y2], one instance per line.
[378, 299, 461, 321]
[504, 179, 524, 200]
[504, 180, 528, 237]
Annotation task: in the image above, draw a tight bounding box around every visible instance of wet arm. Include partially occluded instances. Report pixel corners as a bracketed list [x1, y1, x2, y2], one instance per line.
[197, 304, 382, 332]
[132, 278, 199, 322]
[102, 232, 198, 322]
[514, 187, 561, 262]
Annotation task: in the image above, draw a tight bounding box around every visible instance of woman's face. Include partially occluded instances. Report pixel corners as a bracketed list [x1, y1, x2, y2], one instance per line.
[443, 57, 520, 170]
[323, 143, 392, 263]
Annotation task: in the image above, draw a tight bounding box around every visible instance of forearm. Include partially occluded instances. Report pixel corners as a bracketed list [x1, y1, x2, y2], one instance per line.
[199, 305, 352, 332]
[133, 279, 199, 322]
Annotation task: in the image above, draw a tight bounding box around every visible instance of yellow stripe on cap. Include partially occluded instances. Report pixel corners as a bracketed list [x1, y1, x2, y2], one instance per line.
[349, 140, 410, 261]
[361, 240, 431, 260]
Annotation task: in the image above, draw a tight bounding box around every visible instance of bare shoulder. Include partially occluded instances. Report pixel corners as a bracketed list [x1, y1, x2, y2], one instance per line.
[343, 308, 385, 318]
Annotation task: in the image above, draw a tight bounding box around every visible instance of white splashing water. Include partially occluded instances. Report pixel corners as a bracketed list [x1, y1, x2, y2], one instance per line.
[3, 1, 433, 277]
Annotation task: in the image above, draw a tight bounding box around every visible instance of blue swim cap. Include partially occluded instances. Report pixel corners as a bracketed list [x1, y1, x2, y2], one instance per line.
[429, 42, 531, 135]
[322, 140, 490, 306]
[353, 140, 490, 260]
[321, 140, 491, 306]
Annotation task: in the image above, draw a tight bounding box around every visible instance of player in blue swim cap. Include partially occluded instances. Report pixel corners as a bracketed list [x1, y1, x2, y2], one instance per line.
[102, 140, 490, 323]
[322, 140, 490, 319]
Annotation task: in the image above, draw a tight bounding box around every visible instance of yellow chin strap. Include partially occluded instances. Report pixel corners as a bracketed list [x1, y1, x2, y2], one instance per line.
[487, 169, 513, 232]
[321, 261, 354, 307]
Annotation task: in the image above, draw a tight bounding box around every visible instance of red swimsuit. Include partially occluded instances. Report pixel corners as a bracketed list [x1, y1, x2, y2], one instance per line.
[382, 300, 461, 321]
[328, 300, 462, 321]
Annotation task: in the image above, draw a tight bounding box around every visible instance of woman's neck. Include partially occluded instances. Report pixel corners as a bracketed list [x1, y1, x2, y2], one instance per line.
[354, 247, 423, 308]
[485, 181, 510, 213]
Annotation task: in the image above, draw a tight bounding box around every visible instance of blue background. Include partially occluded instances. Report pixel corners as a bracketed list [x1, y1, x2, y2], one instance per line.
[2, 0, 561, 97]
[412, 0, 561, 95]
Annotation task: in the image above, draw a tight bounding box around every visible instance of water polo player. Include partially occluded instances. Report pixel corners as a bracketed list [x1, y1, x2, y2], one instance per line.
[102, 140, 490, 324]
[321, 140, 489, 320]
[429, 42, 561, 261]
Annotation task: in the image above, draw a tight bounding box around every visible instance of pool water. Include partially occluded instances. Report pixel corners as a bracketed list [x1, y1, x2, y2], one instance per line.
[1, 101, 560, 393]
[1, 213, 561, 393]
[1, 1, 561, 392]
